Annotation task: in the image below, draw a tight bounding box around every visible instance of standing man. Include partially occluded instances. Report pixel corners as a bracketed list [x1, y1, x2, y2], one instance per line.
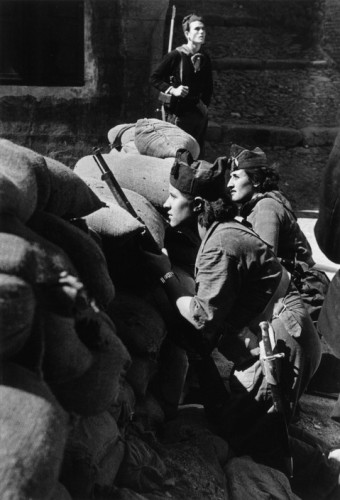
[150, 13, 213, 155]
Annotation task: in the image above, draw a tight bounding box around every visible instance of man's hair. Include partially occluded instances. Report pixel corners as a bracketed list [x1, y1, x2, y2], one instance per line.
[182, 13, 205, 33]
[197, 195, 238, 229]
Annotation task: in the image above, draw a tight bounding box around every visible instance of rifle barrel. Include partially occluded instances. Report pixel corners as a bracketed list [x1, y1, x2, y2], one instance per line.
[92, 149, 162, 254]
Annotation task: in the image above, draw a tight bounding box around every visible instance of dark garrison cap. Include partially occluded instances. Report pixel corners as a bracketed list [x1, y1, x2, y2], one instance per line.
[170, 149, 228, 201]
[229, 144, 268, 172]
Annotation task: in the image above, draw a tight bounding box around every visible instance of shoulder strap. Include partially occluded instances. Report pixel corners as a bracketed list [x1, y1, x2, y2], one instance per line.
[110, 123, 135, 151]
[175, 48, 184, 83]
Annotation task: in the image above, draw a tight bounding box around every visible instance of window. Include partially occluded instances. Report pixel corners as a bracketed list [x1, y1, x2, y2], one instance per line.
[0, 0, 84, 86]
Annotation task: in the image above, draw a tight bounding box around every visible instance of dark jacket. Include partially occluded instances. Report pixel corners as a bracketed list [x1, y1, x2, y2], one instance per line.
[150, 45, 213, 114]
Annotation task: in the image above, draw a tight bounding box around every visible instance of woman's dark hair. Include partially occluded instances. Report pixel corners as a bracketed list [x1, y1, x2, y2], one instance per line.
[197, 194, 238, 229]
[246, 164, 280, 193]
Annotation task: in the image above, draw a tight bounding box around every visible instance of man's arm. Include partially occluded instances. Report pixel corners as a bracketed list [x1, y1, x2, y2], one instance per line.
[150, 50, 180, 93]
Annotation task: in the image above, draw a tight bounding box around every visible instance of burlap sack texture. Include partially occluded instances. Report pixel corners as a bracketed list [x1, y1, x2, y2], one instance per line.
[74, 151, 174, 210]
[0, 222, 78, 285]
[134, 118, 200, 160]
[28, 211, 115, 310]
[108, 123, 136, 149]
[49, 321, 131, 416]
[0, 139, 174, 498]
[82, 178, 167, 250]
[0, 139, 49, 221]
[115, 432, 167, 493]
[0, 362, 68, 500]
[109, 380, 136, 427]
[0, 273, 36, 358]
[60, 412, 125, 500]
[0, 139, 104, 221]
[107, 292, 167, 357]
[43, 155, 105, 219]
[41, 311, 93, 384]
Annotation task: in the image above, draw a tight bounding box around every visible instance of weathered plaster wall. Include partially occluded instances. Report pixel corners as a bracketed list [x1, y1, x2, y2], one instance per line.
[0, 0, 169, 164]
[323, 0, 340, 66]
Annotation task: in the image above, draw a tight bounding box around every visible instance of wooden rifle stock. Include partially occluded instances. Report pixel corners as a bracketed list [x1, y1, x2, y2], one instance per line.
[92, 148, 161, 254]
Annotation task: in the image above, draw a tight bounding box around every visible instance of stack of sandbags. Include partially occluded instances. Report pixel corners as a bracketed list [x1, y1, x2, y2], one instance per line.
[107, 118, 200, 160]
[74, 150, 174, 211]
[108, 123, 138, 154]
[107, 293, 167, 400]
[0, 363, 69, 500]
[0, 139, 170, 499]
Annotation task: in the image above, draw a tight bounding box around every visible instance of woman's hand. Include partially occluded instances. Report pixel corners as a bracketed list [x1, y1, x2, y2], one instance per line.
[141, 248, 172, 278]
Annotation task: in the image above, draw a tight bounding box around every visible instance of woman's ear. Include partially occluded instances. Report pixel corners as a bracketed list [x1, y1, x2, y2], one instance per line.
[192, 197, 204, 213]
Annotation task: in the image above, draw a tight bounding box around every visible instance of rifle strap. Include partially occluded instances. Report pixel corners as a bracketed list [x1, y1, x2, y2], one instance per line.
[110, 123, 135, 151]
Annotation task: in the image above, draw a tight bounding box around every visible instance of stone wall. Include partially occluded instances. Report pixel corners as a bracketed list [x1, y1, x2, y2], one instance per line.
[0, 0, 169, 165]
[323, 0, 340, 66]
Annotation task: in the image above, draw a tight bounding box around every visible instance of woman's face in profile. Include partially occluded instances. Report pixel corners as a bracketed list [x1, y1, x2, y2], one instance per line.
[163, 184, 194, 228]
[227, 169, 255, 203]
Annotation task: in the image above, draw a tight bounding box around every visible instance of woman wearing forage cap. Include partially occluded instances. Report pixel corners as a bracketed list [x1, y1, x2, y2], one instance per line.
[227, 144, 329, 324]
[142, 151, 322, 473]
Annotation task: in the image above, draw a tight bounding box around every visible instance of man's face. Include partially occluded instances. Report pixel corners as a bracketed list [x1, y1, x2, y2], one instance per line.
[164, 184, 194, 228]
[186, 21, 206, 44]
[227, 169, 255, 203]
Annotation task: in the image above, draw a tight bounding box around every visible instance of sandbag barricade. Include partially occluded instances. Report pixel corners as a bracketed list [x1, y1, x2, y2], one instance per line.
[0, 273, 36, 358]
[108, 123, 136, 150]
[0, 139, 47, 221]
[60, 412, 125, 500]
[134, 118, 200, 160]
[74, 151, 174, 210]
[0, 140, 176, 499]
[115, 432, 167, 493]
[0, 363, 69, 500]
[28, 211, 115, 310]
[82, 178, 167, 250]
[108, 119, 200, 160]
[106, 292, 167, 357]
[44, 155, 105, 219]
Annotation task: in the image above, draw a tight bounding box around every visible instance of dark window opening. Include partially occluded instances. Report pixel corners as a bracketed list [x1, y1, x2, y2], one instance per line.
[0, 0, 84, 86]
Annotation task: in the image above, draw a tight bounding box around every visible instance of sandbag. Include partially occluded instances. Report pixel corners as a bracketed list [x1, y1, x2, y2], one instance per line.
[121, 140, 139, 154]
[0, 139, 40, 221]
[0, 273, 35, 358]
[126, 355, 158, 398]
[109, 379, 136, 426]
[107, 292, 167, 356]
[0, 217, 78, 285]
[0, 138, 51, 212]
[134, 392, 165, 430]
[108, 123, 136, 149]
[28, 211, 115, 310]
[60, 412, 124, 499]
[42, 311, 93, 384]
[49, 482, 73, 500]
[0, 363, 68, 500]
[44, 156, 105, 218]
[115, 433, 166, 493]
[224, 456, 299, 499]
[50, 328, 131, 415]
[134, 118, 200, 160]
[74, 152, 174, 209]
[83, 178, 167, 249]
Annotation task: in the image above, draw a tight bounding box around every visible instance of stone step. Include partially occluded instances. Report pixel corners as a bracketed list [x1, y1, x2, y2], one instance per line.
[206, 121, 339, 148]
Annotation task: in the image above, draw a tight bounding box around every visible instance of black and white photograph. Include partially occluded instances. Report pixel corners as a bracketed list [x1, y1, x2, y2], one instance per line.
[0, 1, 340, 498]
